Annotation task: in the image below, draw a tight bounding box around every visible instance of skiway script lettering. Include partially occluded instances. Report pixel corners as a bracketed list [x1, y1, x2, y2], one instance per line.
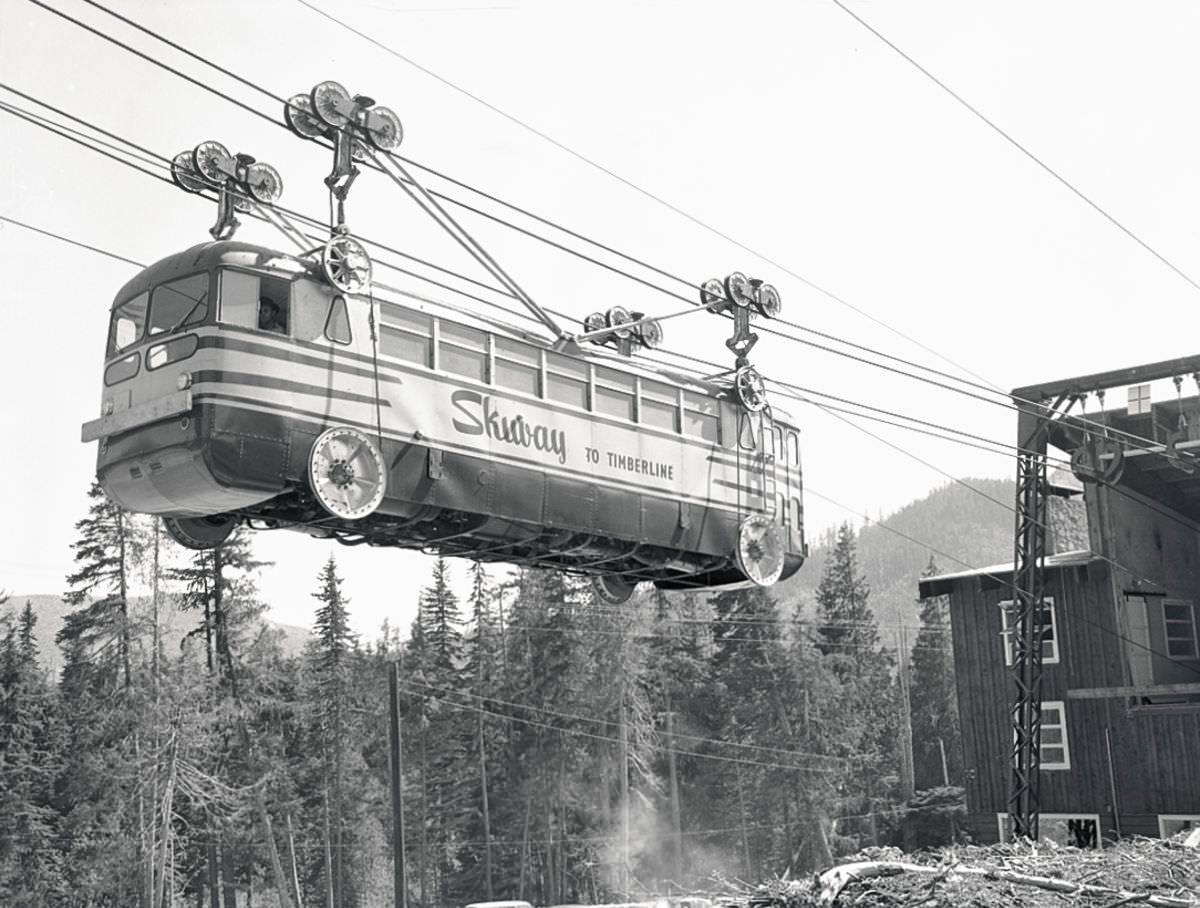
[451, 389, 567, 464]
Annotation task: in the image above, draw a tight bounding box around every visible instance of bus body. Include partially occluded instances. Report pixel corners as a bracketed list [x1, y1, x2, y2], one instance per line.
[82, 241, 806, 591]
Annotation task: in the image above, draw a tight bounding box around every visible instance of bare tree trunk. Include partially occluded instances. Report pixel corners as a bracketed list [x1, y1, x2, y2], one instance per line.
[735, 764, 753, 878]
[154, 748, 176, 908]
[207, 842, 221, 908]
[323, 791, 336, 908]
[221, 837, 238, 908]
[518, 795, 532, 900]
[619, 698, 629, 895]
[665, 710, 683, 884]
[285, 813, 303, 908]
[253, 793, 293, 908]
[478, 713, 494, 899]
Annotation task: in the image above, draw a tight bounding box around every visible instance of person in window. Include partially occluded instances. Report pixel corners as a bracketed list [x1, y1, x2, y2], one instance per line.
[258, 297, 286, 334]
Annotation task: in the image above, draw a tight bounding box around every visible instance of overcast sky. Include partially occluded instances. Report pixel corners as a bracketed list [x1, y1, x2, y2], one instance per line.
[4, 0, 1200, 635]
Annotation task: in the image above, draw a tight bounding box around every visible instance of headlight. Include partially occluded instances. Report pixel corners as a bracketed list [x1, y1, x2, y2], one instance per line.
[177, 372, 193, 390]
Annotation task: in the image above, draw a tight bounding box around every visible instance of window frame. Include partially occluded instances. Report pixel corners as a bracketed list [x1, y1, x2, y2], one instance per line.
[997, 812, 1098, 846]
[107, 290, 149, 357]
[999, 597, 1060, 666]
[1038, 700, 1071, 770]
[1158, 815, 1200, 838]
[147, 271, 210, 339]
[1162, 599, 1199, 659]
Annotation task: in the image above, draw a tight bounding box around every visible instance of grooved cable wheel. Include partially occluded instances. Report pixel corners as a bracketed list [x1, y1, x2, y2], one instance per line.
[700, 277, 727, 309]
[309, 427, 387, 520]
[636, 319, 664, 349]
[583, 311, 607, 336]
[735, 365, 767, 412]
[364, 105, 403, 150]
[606, 305, 634, 339]
[735, 514, 785, 586]
[311, 80, 354, 129]
[725, 271, 753, 308]
[284, 93, 328, 139]
[192, 140, 232, 183]
[171, 151, 208, 193]
[754, 282, 781, 318]
[244, 162, 283, 204]
[322, 235, 373, 294]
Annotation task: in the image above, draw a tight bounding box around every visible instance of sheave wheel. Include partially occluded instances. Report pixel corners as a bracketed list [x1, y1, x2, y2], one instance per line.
[322, 235, 373, 294]
[735, 514, 785, 587]
[164, 514, 237, 550]
[309, 427, 387, 520]
[735, 366, 768, 413]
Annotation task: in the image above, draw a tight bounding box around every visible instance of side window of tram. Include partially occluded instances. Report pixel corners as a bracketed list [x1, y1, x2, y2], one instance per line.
[148, 273, 209, 337]
[290, 278, 339, 343]
[683, 391, 721, 444]
[107, 290, 148, 356]
[439, 321, 488, 381]
[379, 304, 432, 365]
[594, 366, 635, 420]
[545, 352, 588, 409]
[640, 378, 679, 431]
[494, 336, 539, 395]
[218, 270, 289, 334]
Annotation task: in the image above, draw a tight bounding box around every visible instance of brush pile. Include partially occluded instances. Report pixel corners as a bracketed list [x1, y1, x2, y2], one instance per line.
[741, 832, 1200, 908]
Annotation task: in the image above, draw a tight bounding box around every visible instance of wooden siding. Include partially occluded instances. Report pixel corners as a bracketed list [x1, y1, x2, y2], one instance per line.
[944, 554, 1200, 842]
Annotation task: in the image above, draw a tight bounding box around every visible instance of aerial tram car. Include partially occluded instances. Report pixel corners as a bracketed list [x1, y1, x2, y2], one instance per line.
[81, 82, 806, 600]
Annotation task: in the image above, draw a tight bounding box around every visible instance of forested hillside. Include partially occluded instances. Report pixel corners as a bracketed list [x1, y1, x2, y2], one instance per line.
[778, 478, 1086, 654]
[1, 478, 1060, 906]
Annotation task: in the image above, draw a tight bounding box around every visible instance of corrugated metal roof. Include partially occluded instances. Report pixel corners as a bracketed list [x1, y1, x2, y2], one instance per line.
[917, 549, 1095, 599]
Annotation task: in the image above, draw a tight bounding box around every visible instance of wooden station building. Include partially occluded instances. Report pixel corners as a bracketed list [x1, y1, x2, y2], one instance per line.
[919, 357, 1200, 845]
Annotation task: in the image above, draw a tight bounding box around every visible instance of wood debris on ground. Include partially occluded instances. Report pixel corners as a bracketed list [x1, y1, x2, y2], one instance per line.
[713, 833, 1199, 908]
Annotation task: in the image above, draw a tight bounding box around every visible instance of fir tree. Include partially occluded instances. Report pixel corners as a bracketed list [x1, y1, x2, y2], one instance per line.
[0, 602, 64, 902]
[909, 557, 962, 790]
[63, 480, 144, 691]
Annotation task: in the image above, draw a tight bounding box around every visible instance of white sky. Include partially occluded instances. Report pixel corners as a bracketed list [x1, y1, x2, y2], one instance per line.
[4, 0, 1200, 635]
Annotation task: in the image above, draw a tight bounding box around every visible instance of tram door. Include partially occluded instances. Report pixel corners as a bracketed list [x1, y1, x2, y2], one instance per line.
[737, 409, 777, 520]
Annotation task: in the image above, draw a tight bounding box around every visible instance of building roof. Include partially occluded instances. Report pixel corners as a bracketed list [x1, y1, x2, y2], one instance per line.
[917, 550, 1095, 599]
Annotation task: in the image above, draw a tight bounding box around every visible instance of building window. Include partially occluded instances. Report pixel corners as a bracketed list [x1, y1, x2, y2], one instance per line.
[1158, 815, 1200, 838]
[1127, 383, 1152, 415]
[1040, 700, 1071, 770]
[1163, 600, 1198, 658]
[997, 813, 1098, 847]
[999, 598, 1060, 666]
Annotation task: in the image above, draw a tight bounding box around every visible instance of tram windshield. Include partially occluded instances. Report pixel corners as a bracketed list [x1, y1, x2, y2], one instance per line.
[106, 272, 210, 357]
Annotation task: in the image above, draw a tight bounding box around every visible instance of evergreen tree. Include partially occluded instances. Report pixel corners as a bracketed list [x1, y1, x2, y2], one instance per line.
[812, 523, 901, 830]
[63, 480, 145, 691]
[0, 602, 64, 902]
[909, 557, 962, 790]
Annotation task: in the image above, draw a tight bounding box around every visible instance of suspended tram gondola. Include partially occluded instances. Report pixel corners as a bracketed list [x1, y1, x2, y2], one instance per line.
[80, 83, 806, 598]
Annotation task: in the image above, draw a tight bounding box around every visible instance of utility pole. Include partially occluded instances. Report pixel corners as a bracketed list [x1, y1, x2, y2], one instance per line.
[389, 661, 408, 908]
[664, 711, 683, 884]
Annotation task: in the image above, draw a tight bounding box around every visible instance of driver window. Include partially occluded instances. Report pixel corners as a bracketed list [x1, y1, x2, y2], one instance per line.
[219, 270, 291, 335]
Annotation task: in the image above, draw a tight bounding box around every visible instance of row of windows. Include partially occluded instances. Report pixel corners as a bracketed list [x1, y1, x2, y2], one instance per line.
[106, 270, 804, 463]
[999, 597, 1200, 666]
[997, 814, 1200, 847]
[107, 271, 351, 372]
[377, 300, 725, 443]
